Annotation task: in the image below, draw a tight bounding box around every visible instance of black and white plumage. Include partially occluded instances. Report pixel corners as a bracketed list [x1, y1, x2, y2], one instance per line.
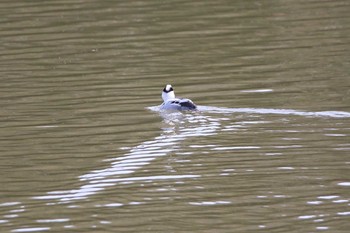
[160, 84, 197, 111]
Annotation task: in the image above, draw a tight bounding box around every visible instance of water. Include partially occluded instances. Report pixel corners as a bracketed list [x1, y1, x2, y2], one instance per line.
[1, 0, 350, 232]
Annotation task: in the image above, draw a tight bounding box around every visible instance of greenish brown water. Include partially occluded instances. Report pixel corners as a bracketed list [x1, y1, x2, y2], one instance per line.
[1, 0, 350, 232]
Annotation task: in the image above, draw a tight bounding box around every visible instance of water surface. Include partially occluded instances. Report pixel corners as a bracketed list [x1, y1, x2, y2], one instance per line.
[1, 0, 350, 232]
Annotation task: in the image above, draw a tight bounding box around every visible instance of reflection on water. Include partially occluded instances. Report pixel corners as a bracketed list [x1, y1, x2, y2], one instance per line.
[34, 108, 220, 202]
[34, 105, 350, 202]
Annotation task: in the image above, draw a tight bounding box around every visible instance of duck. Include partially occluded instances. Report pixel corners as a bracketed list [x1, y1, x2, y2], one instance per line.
[160, 84, 197, 111]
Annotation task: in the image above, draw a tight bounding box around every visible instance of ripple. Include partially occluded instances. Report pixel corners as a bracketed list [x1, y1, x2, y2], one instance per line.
[36, 219, 70, 223]
[318, 195, 339, 200]
[298, 215, 316, 219]
[188, 200, 231, 206]
[12, 227, 50, 233]
[337, 212, 350, 216]
[0, 202, 21, 207]
[338, 182, 350, 187]
[211, 146, 260, 150]
[34, 112, 218, 202]
[90, 174, 200, 184]
[148, 105, 350, 118]
[34, 105, 350, 205]
[241, 89, 274, 93]
[197, 106, 350, 118]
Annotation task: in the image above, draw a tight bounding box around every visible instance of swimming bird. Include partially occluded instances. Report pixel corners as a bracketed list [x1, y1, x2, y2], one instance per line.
[160, 84, 197, 111]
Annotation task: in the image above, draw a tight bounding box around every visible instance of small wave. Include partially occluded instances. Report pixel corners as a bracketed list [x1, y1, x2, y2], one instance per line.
[148, 105, 350, 118]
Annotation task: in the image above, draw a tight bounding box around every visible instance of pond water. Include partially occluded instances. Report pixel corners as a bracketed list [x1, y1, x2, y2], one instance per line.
[1, 0, 349, 232]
